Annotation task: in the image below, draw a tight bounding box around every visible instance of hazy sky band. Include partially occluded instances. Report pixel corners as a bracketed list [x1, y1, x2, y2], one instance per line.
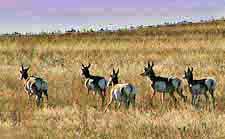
[0, 0, 224, 33]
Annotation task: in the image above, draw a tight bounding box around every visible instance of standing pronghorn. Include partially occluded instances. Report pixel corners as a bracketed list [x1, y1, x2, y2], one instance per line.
[80, 63, 107, 107]
[140, 62, 187, 104]
[19, 64, 48, 106]
[104, 68, 136, 112]
[183, 67, 216, 109]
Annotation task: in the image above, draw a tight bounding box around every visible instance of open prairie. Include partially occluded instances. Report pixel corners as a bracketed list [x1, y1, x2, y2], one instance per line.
[0, 20, 225, 138]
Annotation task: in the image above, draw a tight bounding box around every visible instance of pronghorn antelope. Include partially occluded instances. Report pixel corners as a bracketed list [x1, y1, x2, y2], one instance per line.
[19, 64, 48, 106]
[104, 68, 136, 112]
[140, 62, 187, 104]
[80, 63, 107, 107]
[183, 67, 216, 108]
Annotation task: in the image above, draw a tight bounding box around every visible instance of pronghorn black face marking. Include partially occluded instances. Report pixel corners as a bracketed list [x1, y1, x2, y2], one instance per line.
[107, 68, 119, 87]
[20, 64, 29, 80]
[140, 61, 187, 104]
[81, 63, 91, 78]
[140, 61, 155, 77]
[183, 67, 216, 108]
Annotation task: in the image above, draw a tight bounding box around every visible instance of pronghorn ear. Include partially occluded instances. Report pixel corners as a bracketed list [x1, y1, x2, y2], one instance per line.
[151, 62, 154, 67]
[113, 68, 115, 74]
[25, 66, 30, 71]
[116, 68, 119, 75]
[147, 61, 150, 68]
[21, 64, 24, 70]
[87, 63, 91, 68]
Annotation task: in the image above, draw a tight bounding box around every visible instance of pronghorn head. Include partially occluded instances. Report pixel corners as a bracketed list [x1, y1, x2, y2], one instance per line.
[107, 68, 119, 87]
[81, 63, 91, 78]
[183, 67, 193, 81]
[140, 61, 155, 77]
[19, 64, 30, 80]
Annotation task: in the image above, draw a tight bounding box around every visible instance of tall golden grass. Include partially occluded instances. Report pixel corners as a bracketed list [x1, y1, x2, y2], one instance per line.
[0, 20, 225, 138]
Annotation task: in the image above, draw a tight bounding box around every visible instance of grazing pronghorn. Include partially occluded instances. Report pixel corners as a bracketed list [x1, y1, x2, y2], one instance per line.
[183, 67, 216, 108]
[19, 64, 48, 106]
[140, 62, 187, 104]
[80, 63, 107, 107]
[104, 68, 136, 112]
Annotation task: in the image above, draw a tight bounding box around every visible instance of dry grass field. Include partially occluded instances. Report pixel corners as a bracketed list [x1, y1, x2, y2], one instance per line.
[0, 20, 225, 138]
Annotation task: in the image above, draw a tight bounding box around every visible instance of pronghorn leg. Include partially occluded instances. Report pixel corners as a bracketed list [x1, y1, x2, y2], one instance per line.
[43, 90, 48, 103]
[131, 95, 136, 109]
[27, 93, 32, 104]
[169, 92, 177, 104]
[36, 94, 42, 107]
[101, 93, 105, 109]
[102, 89, 106, 97]
[94, 91, 98, 108]
[31, 85, 42, 107]
[150, 91, 156, 105]
[192, 95, 198, 108]
[114, 101, 121, 110]
[209, 90, 216, 109]
[104, 96, 113, 112]
[117, 102, 121, 110]
[126, 99, 130, 109]
[191, 95, 195, 105]
[161, 93, 165, 104]
[203, 92, 209, 110]
[151, 91, 156, 99]
[177, 88, 187, 102]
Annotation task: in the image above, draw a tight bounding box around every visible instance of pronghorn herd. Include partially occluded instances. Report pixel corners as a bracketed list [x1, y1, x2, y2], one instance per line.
[19, 61, 217, 111]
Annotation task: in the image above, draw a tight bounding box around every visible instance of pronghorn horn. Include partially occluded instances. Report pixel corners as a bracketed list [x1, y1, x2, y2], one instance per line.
[87, 63, 91, 68]
[116, 68, 119, 75]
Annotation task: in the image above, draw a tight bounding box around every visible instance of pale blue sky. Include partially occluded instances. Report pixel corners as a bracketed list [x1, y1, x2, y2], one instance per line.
[0, 0, 224, 33]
